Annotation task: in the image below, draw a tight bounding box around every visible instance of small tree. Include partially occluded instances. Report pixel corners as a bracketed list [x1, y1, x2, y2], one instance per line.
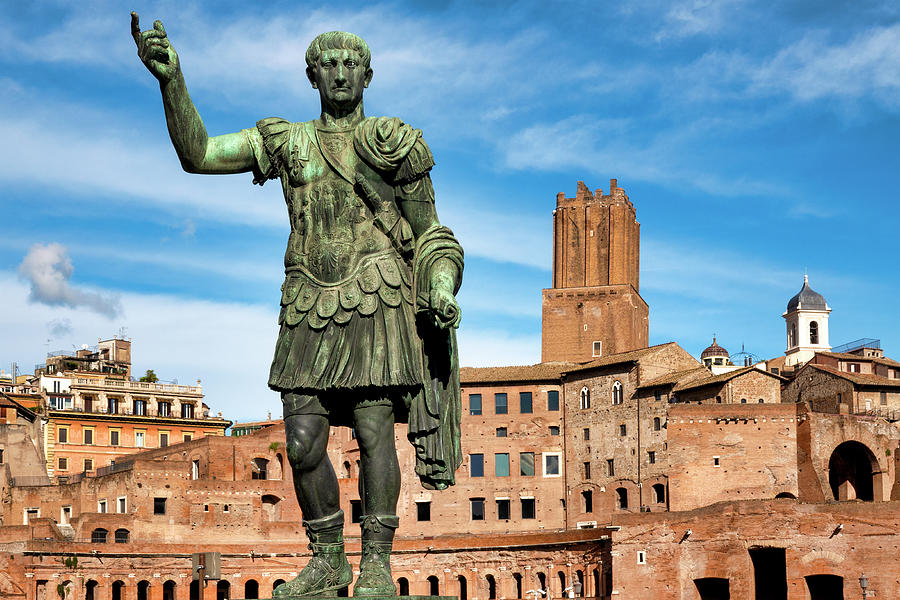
[139, 369, 159, 383]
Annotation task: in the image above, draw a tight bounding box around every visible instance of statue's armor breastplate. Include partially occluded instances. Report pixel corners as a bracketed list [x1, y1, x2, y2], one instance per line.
[283, 126, 393, 283]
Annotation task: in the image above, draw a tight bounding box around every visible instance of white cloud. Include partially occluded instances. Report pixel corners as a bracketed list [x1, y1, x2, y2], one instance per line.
[18, 243, 122, 318]
[656, 0, 746, 41]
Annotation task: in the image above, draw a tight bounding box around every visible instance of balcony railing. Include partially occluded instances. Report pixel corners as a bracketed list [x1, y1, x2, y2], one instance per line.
[72, 378, 201, 394]
[10, 476, 53, 487]
[51, 405, 215, 420]
[95, 462, 135, 477]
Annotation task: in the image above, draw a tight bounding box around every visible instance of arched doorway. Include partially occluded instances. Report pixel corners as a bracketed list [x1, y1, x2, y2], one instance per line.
[216, 580, 230, 600]
[486, 575, 496, 600]
[457, 576, 467, 600]
[162, 581, 176, 600]
[272, 580, 285, 595]
[137, 580, 150, 600]
[111, 580, 125, 600]
[85, 580, 98, 600]
[244, 580, 259, 599]
[806, 574, 843, 600]
[427, 576, 439, 596]
[397, 578, 409, 596]
[829, 441, 878, 501]
[694, 577, 729, 600]
[190, 580, 200, 600]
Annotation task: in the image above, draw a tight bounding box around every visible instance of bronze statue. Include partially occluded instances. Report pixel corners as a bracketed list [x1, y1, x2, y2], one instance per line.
[132, 15, 463, 597]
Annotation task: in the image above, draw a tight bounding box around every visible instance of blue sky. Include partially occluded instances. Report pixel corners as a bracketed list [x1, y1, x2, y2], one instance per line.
[2, 0, 899, 422]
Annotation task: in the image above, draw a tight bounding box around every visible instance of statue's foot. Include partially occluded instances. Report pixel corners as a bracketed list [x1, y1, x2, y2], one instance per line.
[273, 555, 352, 598]
[353, 556, 396, 597]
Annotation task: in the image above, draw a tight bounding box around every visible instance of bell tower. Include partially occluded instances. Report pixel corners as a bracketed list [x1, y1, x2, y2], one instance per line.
[541, 179, 649, 363]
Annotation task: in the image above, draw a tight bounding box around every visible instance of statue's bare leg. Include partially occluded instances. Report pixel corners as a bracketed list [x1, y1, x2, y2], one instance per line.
[353, 402, 400, 596]
[274, 408, 351, 597]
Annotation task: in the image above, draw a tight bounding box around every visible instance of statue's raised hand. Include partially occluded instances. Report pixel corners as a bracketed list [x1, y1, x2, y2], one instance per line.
[131, 12, 180, 84]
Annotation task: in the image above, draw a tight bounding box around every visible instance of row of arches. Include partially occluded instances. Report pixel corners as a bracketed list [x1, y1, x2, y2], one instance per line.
[49, 577, 281, 600]
[396, 567, 608, 600]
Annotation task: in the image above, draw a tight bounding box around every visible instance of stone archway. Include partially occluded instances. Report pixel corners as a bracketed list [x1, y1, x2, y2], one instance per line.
[828, 441, 878, 501]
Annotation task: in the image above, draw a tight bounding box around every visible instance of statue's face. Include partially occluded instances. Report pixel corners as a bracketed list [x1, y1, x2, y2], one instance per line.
[307, 48, 373, 111]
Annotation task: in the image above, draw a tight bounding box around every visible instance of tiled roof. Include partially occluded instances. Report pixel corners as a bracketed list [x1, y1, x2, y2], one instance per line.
[459, 362, 571, 384]
[638, 367, 709, 389]
[807, 364, 900, 389]
[674, 366, 785, 393]
[562, 343, 679, 375]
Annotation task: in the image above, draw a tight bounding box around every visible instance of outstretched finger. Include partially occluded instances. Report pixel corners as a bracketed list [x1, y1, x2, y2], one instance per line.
[154, 19, 167, 37]
[130, 12, 141, 45]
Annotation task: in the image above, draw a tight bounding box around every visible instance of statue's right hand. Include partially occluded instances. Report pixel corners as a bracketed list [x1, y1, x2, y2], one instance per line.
[131, 12, 180, 83]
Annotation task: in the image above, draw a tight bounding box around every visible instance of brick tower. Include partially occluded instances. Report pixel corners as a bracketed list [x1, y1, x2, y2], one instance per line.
[541, 179, 649, 363]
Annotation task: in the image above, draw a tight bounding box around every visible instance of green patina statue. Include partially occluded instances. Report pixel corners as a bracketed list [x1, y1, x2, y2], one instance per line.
[132, 14, 463, 597]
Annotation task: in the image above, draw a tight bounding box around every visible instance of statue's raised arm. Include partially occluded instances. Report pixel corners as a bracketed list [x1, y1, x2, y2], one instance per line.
[131, 12, 253, 175]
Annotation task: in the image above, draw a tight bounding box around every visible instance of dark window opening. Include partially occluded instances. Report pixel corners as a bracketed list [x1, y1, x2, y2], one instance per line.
[520, 392, 533, 414]
[497, 498, 510, 520]
[469, 394, 482, 415]
[427, 576, 439, 596]
[91, 528, 108, 543]
[154, 497, 167, 515]
[416, 501, 431, 522]
[521, 498, 535, 519]
[470, 498, 485, 520]
[694, 577, 730, 600]
[547, 390, 559, 411]
[495, 393, 508, 414]
[749, 547, 787, 600]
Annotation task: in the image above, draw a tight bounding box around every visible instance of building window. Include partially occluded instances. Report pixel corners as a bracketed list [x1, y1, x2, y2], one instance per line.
[158, 401, 171, 417]
[583, 462, 591, 479]
[713, 456, 720, 467]
[252, 458, 269, 480]
[117, 497, 127, 514]
[654, 389, 662, 402]
[469, 394, 482, 415]
[652, 483, 666, 503]
[521, 498, 536, 519]
[520, 452, 535, 476]
[133, 399, 146, 416]
[740, 398, 747, 404]
[154, 498, 167, 515]
[470, 498, 485, 520]
[881, 392, 887, 406]
[582, 490, 593, 513]
[547, 390, 559, 411]
[181, 403, 195, 419]
[183, 433, 192, 442]
[350, 499, 362, 523]
[653, 417, 661, 431]
[470, 454, 484, 477]
[135, 431, 145, 448]
[580, 387, 591, 409]
[416, 501, 431, 522]
[107, 397, 118, 414]
[583, 428, 590, 441]
[159, 432, 169, 448]
[58, 426, 68, 444]
[98, 500, 107, 514]
[91, 528, 108, 543]
[84, 458, 94, 472]
[648, 451, 656, 464]
[110, 429, 120, 447]
[496, 427, 507, 437]
[83, 427, 94, 445]
[497, 498, 511, 520]
[192, 460, 200, 480]
[619, 424, 627, 436]
[637, 551, 646, 565]
[612, 381, 623, 405]
[616, 488, 628, 510]
[850, 363, 860, 373]
[790, 323, 797, 347]
[549, 426, 560, 436]
[607, 459, 615, 476]
[114, 529, 130, 544]
[592, 341, 603, 357]
[24, 508, 39, 524]
[809, 321, 819, 345]
[495, 453, 510, 477]
[495, 393, 508, 415]
[58, 457, 68, 471]
[520, 392, 533, 414]
[543, 452, 561, 477]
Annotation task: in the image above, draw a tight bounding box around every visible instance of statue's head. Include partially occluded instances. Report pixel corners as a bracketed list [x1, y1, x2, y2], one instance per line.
[306, 32, 373, 112]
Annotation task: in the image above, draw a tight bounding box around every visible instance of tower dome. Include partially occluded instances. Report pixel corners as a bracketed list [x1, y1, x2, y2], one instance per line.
[786, 275, 828, 312]
[701, 337, 729, 367]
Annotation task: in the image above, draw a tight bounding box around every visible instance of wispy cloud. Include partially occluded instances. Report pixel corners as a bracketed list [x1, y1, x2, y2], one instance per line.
[655, 0, 747, 41]
[18, 243, 122, 317]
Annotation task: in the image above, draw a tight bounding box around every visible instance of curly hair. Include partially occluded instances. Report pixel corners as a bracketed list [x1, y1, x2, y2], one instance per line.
[305, 32, 371, 69]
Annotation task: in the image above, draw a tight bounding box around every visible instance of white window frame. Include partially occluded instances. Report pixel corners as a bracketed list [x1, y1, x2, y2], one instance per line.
[135, 430, 145, 448]
[117, 496, 127, 514]
[637, 551, 647, 565]
[98, 499, 107, 514]
[24, 507, 40, 525]
[542, 452, 562, 478]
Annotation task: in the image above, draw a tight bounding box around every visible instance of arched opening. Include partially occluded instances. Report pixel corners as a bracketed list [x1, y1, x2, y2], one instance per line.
[397, 578, 409, 597]
[790, 323, 797, 348]
[615, 487, 629, 510]
[486, 575, 496, 600]
[805, 574, 843, 600]
[775, 492, 796, 499]
[694, 577, 729, 600]
[251, 457, 269, 480]
[111, 581, 125, 600]
[85, 580, 98, 600]
[580, 387, 591, 409]
[829, 441, 878, 501]
[513, 572, 523, 599]
[244, 580, 259, 599]
[276, 453, 284, 480]
[652, 483, 666, 504]
[592, 569, 600, 598]
[271, 580, 286, 595]
[611, 381, 622, 405]
[163, 581, 176, 600]
[115, 528, 130, 543]
[137, 581, 150, 600]
[575, 570, 584, 596]
[457, 575, 467, 600]
[59, 581, 73, 600]
[810, 321, 819, 345]
[262, 495, 281, 521]
[342, 461, 352, 478]
[216, 580, 230, 600]
[427, 575, 439, 596]
[91, 528, 108, 543]
[190, 580, 201, 600]
[537, 572, 547, 595]
[557, 571, 566, 597]
[653, 417, 661, 431]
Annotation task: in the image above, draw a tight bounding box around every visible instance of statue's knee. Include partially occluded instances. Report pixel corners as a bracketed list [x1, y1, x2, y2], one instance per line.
[286, 435, 317, 471]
